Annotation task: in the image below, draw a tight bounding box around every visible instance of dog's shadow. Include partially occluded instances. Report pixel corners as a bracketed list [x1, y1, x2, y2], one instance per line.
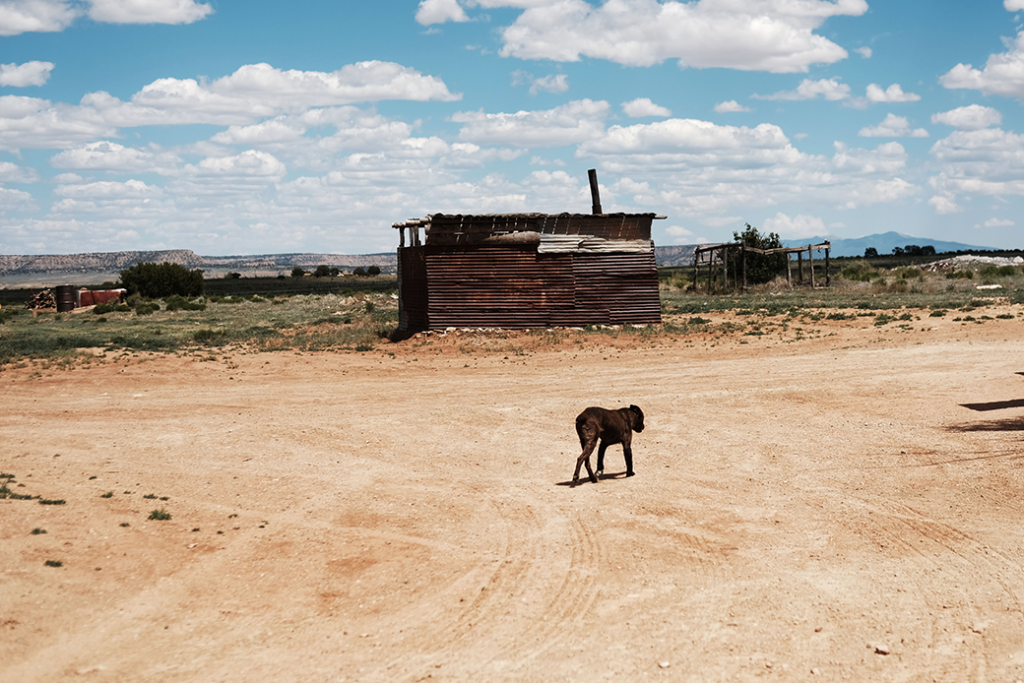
[555, 471, 630, 487]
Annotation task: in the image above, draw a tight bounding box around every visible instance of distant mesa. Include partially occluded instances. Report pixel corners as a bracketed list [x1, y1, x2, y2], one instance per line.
[0, 250, 397, 286]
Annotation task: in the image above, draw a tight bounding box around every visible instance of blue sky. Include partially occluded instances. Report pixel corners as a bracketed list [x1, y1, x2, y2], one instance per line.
[1, 0, 1024, 256]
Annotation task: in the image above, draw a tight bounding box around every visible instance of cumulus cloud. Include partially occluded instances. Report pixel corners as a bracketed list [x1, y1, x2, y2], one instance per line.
[88, 0, 212, 24]
[416, 0, 468, 24]
[0, 62, 461, 150]
[0, 159, 38, 182]
[713, 100, 751, 113]
[931, 104, 1002, 130]
[846, 83, 920, 109]
[859, 113, 928, 138]
[928, 126, 1024, 213]
[0, 61, 54, 87]
[492, 0, 868, 73]
[940, 31, 1024, 99]
[979, 217, 1014, 227]
[50, 140, 180, 174]
[762, 212, 826, 239]
[0, 0, 212, 35]
[854, 46, 872, 58]
[529, 74, 568, 95]
[623, 97, 671, 117]
[452, 99, 609, 146]
[753, 78, 851, 101]
[0, 0, 80, 36]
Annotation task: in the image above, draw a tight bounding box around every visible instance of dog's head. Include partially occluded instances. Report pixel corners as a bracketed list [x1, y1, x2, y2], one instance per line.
[629, 404, 645, 433]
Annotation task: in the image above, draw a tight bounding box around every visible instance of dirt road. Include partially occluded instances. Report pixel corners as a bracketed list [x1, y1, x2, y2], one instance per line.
[2, 310, 1024, 682]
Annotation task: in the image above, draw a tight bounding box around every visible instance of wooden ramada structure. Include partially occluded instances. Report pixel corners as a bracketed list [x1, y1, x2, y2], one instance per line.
[692, 241, 832, 292]
[392, 171, 664, 333]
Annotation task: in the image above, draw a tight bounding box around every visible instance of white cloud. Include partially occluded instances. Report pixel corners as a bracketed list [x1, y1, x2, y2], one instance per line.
[623, 97, 671, 117]
[493, 0, 868, 73]
[865, 83, 920, 104]
[980, 217, 1014, 227]
[931, 104, 1002, 130]
[579, 117, 792, 156]
[832, 141, 907, 174]
[858, 113, 928, 138]
[762, 212, 826, 239]
[452, 99, 609, 146]
[0, 185, 35, 210]
[529, 74, 568, 95]
[0, 62, 461, 151]
[88, 0, 212, 24]
[713, 100, 751, 113]
[1007, 1, 1024, 11]
[191, 150, 287, 179]
[940, 31, 1024, 99]
[929, 194, 961, 214]
[854, 46, 872, 58]
[753, 78, 850, 101]
[0, 0, 211, 35]
[0, 61, 54, 87]
[0, 159, 38, 182]
[50, 140, 180, 174]
[0, 0, 81, 36]
[416, 0, 468, 24]
[847, 83, 920, 109]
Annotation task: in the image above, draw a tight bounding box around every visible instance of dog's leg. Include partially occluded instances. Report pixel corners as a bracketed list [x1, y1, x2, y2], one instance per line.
[573, 438, 599, 485]
[623, 444, 635, 477]
[596, 441, 609, 479]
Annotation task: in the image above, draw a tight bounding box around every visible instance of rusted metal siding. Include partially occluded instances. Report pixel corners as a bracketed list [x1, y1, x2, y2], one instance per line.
[397, 245, 659, 331]
[421, 212, 656, 242]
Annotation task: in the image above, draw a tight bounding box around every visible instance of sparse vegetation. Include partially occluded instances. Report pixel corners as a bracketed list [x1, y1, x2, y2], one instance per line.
[148, 509, 172, 521]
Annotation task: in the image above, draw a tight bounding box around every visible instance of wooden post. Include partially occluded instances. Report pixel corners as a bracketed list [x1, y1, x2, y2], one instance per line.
[798, 251, 804, 283]
[808, 245, 815, 288]
[723, 247, 729, 291]
[786, 252, 792, 288]
[825, 247, 831, 287]
[742, 246, 747, 291]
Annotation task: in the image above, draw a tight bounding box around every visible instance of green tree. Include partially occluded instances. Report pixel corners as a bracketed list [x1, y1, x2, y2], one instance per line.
[119, 262, 204, 298]
[733, 224, 786, 285]
[864, 247, 878, 258]
[291, 266, 306, 278]
[313, 265, 332, 278]
[353, 266, 367, 277]
[367, 265, 381, 276]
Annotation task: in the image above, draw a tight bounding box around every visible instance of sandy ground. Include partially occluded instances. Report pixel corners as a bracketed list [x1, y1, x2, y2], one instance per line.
[2, 308, 1024, 682]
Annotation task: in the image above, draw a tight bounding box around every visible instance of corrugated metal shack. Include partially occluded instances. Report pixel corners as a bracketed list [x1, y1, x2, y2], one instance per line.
[392, 176, 664, 332]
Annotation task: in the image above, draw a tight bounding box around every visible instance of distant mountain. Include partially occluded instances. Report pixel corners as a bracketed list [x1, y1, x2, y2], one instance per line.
[781, 232, 1001, 258]
[0, 250, 397, 286]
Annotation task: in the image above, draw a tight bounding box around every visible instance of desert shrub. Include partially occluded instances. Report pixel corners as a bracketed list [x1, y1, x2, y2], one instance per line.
[164, 295, 206, 312]
[135, 302, 160, 315]
[93, 302, 131, 314]
[120, 262, 204, 298]
[148, 509, 171, 521]
[192, 328, 226, 344]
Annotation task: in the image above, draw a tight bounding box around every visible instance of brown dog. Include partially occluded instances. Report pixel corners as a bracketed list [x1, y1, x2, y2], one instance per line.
[572, 405, 645, 486]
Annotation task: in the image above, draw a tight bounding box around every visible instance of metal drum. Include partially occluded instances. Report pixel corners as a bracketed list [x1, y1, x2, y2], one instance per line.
[55, 285, 78, 312]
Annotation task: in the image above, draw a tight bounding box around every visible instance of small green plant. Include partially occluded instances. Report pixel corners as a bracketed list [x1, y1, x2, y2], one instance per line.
[120, 522, 130, 527]
[148, 509, 171, 521]
[44, 560, 63, 568]
[101, 491, 114, 498]
[38, 498, 66, 505]
[31, 527, 46, 535]
[930, 309, 947, 317]
[143, 493, 158, 499]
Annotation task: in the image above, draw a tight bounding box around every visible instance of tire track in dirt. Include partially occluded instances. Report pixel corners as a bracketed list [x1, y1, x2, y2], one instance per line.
[361, 486, 603, 681]
[840, 493, 1024, 680]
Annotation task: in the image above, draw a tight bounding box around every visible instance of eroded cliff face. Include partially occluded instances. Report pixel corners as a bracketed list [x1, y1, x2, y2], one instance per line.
[0, 250, 205, 276]
[0, 250, 398, 278]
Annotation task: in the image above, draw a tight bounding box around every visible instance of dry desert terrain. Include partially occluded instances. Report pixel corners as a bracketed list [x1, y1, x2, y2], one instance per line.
[2, 308, 1024, 682]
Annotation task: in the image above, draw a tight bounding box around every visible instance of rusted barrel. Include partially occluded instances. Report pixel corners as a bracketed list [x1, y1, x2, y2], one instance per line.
[56, 285, 78, 312]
